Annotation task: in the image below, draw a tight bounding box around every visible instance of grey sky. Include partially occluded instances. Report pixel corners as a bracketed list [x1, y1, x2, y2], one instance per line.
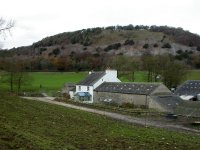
[1, 0, 200, 49]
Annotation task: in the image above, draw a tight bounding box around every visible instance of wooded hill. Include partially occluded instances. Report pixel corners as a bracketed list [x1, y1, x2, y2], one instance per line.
[0, 25, 200, 71]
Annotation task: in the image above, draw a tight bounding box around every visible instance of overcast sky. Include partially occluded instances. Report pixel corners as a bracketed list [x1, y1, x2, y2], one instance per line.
[1, 0, 200, 49]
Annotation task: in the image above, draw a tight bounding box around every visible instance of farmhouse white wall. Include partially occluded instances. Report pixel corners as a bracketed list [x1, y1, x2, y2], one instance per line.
[73, 69, 121, 102]
[93, 70, 121, 89]
[76, 85, 94, 103]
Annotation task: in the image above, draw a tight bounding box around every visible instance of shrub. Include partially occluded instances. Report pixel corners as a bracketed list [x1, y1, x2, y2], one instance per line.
[120, 102, 135, 108]
[153, 43, 158, 47]
[161, 35, 166, 42]
[143, 44, 149, 49]
[162, 43, 171, 48]
[104, 43, 121, 52]
[124, 39, 135, 45]
[52, 48, 60, 56]
[93, 53, 100, 57]
[176, 49, 183, 54]
[39, 47, 47, 55]
[197, 46, 200, 51]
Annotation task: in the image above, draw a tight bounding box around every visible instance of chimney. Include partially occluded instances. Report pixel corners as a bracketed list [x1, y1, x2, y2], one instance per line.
[105, 69, 117, 77]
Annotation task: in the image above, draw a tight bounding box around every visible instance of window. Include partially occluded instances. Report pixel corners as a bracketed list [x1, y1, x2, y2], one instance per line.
[79, 86, 81, 91]
[87, 86, 90, 91]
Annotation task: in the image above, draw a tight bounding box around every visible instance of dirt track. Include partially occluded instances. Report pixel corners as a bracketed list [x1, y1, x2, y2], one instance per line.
[22, 97, 200, 135]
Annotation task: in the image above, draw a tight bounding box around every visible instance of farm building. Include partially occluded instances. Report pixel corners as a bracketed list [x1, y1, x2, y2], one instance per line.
[174, 80, 200, 101]
[66, 69, 181, 112]
[94, 82, 180, 112]
[69, 69, 121, 103]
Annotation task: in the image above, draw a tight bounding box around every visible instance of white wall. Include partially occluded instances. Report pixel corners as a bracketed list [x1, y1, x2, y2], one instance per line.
[93, 70, 121, 89]
[75, 85, 94, 103]
[69, 91, 74, 98]
[73, 69, 121, 103]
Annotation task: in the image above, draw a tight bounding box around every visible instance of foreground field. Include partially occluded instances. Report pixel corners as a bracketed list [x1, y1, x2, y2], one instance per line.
[0, 94, 200, 149]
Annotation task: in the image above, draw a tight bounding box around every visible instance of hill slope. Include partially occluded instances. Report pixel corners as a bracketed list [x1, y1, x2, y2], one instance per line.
[4, 25, 200, 57]
[0, 25, 200, 71]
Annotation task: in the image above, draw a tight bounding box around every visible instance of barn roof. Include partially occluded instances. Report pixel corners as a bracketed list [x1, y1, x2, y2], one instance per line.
[151, 95, 182, 113]
[95, 82, 161, 95]
[77, 72, 106, 86]
[174, 80, 200, 96]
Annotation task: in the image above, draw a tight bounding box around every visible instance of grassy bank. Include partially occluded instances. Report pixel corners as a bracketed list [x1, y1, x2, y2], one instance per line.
[0, 94, 200, 149]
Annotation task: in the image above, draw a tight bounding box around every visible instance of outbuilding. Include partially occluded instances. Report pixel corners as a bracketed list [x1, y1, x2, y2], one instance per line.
[94, 82, 180, 112]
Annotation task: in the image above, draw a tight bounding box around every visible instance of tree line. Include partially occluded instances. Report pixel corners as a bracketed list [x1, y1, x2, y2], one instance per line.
[0, 54, 187, 94]
[108, 54, 187, 88]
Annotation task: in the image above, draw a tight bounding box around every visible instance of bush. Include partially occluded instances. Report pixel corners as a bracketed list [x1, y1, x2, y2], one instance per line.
[162, 43, 171, 48]
[176, 49, 183, 54]
[124, 39, 135, 45]
[52, 48, 60, 55]
[161, 35, 166, 42]
[120, 102, 135, 108]
[39, 47, 47, 55]
[153, 43, 158, 47]
[197, 46, 200, 51]
[143, 44, 149, 49]
[104, 43, 121, 51]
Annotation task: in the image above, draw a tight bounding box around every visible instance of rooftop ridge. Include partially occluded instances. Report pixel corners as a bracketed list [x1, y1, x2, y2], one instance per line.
[95, 82, 162, 95]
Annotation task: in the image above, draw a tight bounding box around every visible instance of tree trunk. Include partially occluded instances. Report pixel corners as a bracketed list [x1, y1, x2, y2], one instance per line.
[132, 71, 135, 82]
[10, 72, 13, 92]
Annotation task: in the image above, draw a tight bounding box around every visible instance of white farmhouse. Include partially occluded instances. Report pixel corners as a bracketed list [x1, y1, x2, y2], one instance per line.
[71, 69, 121, 103]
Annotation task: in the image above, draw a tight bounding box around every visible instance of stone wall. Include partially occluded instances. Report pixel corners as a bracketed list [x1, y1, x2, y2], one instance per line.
[151, 84, 171, 95]
[93, 91, 150, 106]
[93, 91, 171, 111]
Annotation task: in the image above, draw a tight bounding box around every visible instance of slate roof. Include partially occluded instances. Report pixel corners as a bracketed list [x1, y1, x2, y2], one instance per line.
[77, 72, 106, 86]
[95, 82, 161, 95]
[151, 95, 182, 113]
[174, 80, 200, 96]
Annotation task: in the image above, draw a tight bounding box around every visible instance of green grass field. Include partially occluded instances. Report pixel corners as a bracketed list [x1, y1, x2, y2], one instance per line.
[0, 93, 200, 149]
[0, 72, 88, 92]
[30, 72, 88, 91]
[0, 70, 200, 93]
[186, 70, 200, 80]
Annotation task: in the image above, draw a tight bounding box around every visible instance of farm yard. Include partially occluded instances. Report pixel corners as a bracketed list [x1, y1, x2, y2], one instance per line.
[0, 93, 200, 149]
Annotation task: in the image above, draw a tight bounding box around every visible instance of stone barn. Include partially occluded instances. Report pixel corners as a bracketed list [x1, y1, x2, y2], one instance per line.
[94, 82, 180, 112]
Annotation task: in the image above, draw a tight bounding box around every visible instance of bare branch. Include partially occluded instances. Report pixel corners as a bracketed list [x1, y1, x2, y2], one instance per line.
[0, 18, 15, 33]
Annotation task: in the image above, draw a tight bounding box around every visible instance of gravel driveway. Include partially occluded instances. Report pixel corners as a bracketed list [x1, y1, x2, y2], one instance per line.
[22, 97, 200, 135]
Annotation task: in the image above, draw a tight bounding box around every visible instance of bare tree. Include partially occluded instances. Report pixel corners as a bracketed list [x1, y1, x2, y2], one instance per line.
[0, 18, 14, 34]
[0, 17, 14, 48]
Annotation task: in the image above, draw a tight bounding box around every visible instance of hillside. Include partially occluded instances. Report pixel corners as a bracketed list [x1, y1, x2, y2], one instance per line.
[6, 25, 200, 57]
[0, 25, 200, 71]
[1, 93, 200, 149]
